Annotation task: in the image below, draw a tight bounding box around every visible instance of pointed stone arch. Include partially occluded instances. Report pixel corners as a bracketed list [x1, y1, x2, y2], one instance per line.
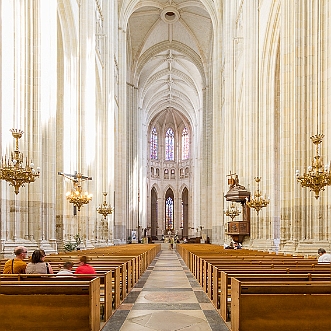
[181, 186, 189, 239]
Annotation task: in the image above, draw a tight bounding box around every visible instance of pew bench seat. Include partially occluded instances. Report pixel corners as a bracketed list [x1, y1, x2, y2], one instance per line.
[0, 279, 100, 331]
[231, 279, 331, 331]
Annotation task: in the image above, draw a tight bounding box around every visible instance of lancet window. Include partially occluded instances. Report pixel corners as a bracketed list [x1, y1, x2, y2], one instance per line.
[150, 127, 158, 160]
[165, 128, 174, 161]
[166, 196, 174, 229]
[182, 127, 189, 160]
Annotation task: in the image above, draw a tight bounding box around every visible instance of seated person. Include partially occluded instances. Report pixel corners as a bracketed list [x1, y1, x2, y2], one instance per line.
[26, 249, 54, 274]
[3, 246, 28, 274]
[74, 256, 96, 274]
[225, 242, 234, 249]
[57, 261, 74, 276]
[317, 248, 331, 263]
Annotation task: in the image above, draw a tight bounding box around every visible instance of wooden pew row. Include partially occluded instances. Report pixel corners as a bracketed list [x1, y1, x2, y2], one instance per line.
[0, 258, 147, 322]
[0, 279, 100, 331]
[0, 253, 153, 322]
[59, 262, 134, 309]
[184, 249, 323, 295]
[0, 244, 160, 310]
[46, 257, 140, 301]
[177, 244, 311, 269]
[177, 244, 296, 258]
[45, 256, 138, 293]
[231, 279, 331, 331]
[191, 257, 328, 297]
[0, 244, 161, 323]
[0, 271, 115, 321]
[45, 244, 160, 283]
[0, 243, 160, 273]
[55, 243, 160, 273]
[206, 264, 331, 306]
[189, 254, 319, 285]
[176, 245, 327, 306]
[219, 272, 331, 322]
[177, 244, 331, 330]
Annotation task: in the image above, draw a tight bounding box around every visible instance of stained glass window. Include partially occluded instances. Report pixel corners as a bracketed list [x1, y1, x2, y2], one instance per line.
[166, 197, 174, 229]
[182, 127, 189, 160]
[165, 128, 174, 160]
[150, 127, 158, 159]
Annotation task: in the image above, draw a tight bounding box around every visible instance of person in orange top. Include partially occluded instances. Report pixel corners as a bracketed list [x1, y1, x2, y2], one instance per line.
[74, 256, 96, 274]
[3, 246, 28, 274]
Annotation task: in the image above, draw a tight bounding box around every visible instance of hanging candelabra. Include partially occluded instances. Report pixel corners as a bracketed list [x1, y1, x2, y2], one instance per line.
[246, 177, 270, 214]
[224, 202, 241, 220]
[0, 129, 40, 194]
[296, 134, 331, 199]
[58, 171, 92, 211]
[97, 192, 113, 219]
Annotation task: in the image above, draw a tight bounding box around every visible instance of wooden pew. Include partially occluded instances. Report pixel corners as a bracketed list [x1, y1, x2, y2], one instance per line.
[0, 243, 161, 325]
[209, 264, 331, 309]
[231, 279, 331, 331]
[45, 259, 130, 306]
[1, 268, 120, 321]
[0, 279, 100, 331]
[219, 271, 331, 321]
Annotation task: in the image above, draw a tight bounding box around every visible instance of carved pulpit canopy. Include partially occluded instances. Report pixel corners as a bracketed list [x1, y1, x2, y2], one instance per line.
[224, 173, 250, 203]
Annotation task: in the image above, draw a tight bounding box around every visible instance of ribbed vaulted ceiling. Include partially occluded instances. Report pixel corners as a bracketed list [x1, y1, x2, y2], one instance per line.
[127, 0, 213, 125]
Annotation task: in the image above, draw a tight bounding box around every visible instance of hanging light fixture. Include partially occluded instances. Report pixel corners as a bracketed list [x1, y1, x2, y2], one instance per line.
[58, 171, 92, 211]
[296, 134, 331, 199]
[246, 177, 270, 213]
[97, 192, 113, 219]
[247, 7, 270, 215]
[295, 3, 330, 199]
[224, 202, 241, 220]
[0, 129, 40, 194]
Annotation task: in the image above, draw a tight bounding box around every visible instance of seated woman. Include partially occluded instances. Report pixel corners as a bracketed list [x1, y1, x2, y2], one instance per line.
[26, 249, 54, 274]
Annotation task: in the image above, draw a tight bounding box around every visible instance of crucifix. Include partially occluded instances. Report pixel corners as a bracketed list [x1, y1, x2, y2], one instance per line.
[58, 171, 92, 215]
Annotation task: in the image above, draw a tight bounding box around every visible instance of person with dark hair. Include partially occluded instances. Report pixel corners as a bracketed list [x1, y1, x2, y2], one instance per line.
[317, 248, 331, 264]
[26, 249, 54, 274]
[57, 261, 74, 276]
[3, 246, 28, 274]
[74, 256, 96, 274]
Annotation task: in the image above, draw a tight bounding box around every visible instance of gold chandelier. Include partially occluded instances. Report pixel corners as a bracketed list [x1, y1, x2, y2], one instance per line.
[246, 177, 270, 213]
[0, 129, 40, 194]
[224, 202, 241, 220]
[296, 134, 331, 199]
[97, 192, 113, 219]
[59, 171, 92, 211]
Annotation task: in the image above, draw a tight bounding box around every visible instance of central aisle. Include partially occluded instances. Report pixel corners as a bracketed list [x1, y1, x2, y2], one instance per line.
[102, 247, 229, 331]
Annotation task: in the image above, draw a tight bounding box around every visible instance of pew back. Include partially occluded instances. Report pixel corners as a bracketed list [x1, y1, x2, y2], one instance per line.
[231, 279, 331, 331]
[0, 279, 100, 331]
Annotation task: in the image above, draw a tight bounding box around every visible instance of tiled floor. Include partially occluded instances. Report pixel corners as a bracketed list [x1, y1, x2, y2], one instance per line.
[102, 246, 229, 331]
